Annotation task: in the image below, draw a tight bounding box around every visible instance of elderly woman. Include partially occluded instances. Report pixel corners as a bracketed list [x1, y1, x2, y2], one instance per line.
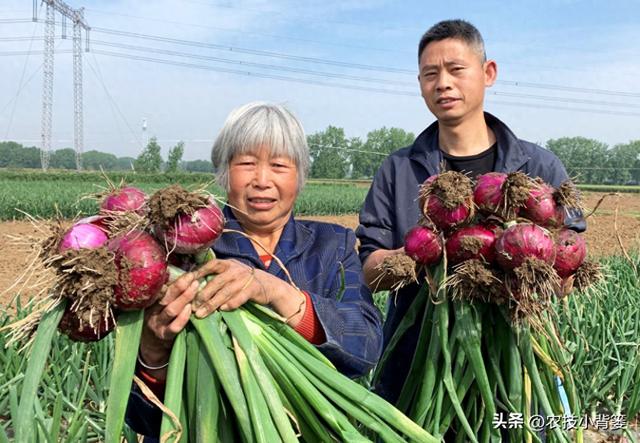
[126, 102, 383, 438]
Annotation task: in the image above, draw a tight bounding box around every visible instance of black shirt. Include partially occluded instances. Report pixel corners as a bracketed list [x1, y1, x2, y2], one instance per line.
[441, 143, 497, 180]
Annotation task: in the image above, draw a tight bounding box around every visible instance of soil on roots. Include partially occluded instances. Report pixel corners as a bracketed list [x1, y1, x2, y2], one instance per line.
[103, 210, 149, 237]
[459, 236, 485, 255]
[555, 180, 583, 210]
[506, 257, 560, 323]
[447, 259, 506, 304]
[422, 171, 474, 210]
[58, 304, 117, 342]
[374, 254, 417, 290]
[38, 220, 67, 260]
[573, 260, 604, 292]
[148, 184, 209, 227]
[503, 172, 535, 219]
[53, 247, 118, 314]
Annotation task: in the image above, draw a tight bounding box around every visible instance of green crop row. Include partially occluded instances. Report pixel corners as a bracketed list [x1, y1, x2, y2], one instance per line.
[576, 184, 640, 193]
[1, 257, 638, 440]
[553, 255, 640, 421]
[0, 168, 214, 184]
[0, 179, 369, 220]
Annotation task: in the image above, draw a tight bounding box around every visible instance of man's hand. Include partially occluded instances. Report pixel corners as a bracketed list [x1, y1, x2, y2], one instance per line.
[363, 247, 406, 291]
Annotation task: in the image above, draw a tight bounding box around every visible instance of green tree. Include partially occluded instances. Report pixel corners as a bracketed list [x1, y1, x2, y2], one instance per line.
[0, 142, 41, 168]
[82, 150, 118, 170]
[16, 146, 41, 168]
[134, 137, 163, 173]
[606, 141, 640, 184]
[183, 159, 214, 173]
[114, 157, 135, 171]
[165, 141, 185, 173]
[49, 148, 77, 170]
[0, 142, 20, 167]
[351, 127, 415, 179]
[546, 137, 609, 184]
[308, 126, 350, 179]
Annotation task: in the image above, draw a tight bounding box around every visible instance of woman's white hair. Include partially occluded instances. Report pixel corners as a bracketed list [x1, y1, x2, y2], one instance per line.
[211, 101, 309, 191]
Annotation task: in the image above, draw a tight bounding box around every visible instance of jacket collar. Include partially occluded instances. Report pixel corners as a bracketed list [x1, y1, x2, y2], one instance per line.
[408, 112, 530, 175]
[213, 205, 313, 274]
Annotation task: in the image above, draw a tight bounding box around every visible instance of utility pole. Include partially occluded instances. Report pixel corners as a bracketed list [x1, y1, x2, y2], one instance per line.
[36, 0, 90, 171]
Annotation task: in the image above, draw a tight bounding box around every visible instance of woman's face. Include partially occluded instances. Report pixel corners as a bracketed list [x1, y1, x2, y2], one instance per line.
[227, 146, 299, 234]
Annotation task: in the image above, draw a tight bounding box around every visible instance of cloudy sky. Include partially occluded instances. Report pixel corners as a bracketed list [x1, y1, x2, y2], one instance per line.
[1, 0, 639, 160]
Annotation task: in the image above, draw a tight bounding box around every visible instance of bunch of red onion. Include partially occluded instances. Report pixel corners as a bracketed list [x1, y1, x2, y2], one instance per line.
[55, 183, 231, 341]
[54, 184, 155, 341]
[55, 220, 169, 341]
[392, 171, 592, 321]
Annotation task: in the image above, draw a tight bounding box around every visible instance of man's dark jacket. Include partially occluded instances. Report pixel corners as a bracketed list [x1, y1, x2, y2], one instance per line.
[356, 112, 586, 403]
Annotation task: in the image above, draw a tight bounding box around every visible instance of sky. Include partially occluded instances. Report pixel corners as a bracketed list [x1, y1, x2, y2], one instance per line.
[1, 0, 639, 161]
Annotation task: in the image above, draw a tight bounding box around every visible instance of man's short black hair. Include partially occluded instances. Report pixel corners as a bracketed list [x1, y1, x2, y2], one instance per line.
[418, 19, 486, 62]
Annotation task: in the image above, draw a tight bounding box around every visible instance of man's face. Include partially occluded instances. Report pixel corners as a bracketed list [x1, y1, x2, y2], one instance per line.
[418, 38, 496, 125]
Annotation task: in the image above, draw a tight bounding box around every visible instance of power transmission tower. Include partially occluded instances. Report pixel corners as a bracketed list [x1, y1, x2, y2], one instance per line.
[36, 0, 90, 171]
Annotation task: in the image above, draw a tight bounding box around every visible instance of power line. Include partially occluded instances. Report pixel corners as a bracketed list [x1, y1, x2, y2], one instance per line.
[5, 14, 40, 139]
[8, 16, 640, 98]
[0, 49, 74, 56]
[84, 55, 128, 148]
[91, 27, 413, 74]
[92, 48, 640, 118]
[89, 40, 640, 109]
[85, 53, 141, 146]
[92, 49, 418, 97]
[90, 39, 415, 87]
[496, 80, 640, 99]
[486, 99, 640, 117]
[0, 62, 44, 118]
[179, 0, 421, 33]
[84, 7, 410, 56]
[16, 20, 640, 98]
[4, 47, 640, 118]
[0, 36, 45, 41]
[0, 42, 67, 123]
[89, 27, 640, 99]
[489, 91, 640, 109]
[0, 18, 33, 23]
[76, 6, 613, 75]
[5, 22, 640, 123]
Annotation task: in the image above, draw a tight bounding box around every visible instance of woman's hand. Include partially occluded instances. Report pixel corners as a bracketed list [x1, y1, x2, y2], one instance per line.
[139, 272, 199, 376]
[192, 258, 306, 326]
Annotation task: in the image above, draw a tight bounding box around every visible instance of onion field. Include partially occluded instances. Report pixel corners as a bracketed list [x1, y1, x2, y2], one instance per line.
[0, 168, 639, 442]
[0, 170, 369, 220]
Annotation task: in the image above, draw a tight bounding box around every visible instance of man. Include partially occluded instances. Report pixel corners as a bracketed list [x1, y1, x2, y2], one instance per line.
[356, 19, 585, 405]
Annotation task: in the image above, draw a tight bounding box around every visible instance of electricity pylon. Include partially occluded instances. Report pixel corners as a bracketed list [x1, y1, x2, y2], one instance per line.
[36, 0, 90, 170]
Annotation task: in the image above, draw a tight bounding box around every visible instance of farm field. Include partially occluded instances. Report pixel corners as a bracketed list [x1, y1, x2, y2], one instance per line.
[1, 170, 639, 442]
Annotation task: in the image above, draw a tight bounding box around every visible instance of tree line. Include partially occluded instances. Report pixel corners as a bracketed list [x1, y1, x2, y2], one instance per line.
[2, 132, 639, 184]
[0, 139, 213, 173]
